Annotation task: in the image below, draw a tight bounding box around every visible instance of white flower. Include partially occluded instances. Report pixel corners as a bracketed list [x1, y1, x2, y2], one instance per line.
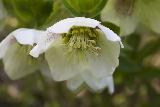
[0, 28, 45, 79]
[101, 0, 160, 36]
[30, 17, 123, 93]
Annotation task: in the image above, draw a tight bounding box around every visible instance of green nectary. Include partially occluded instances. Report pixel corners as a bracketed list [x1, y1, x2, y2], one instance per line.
[62, 26, 101, 56]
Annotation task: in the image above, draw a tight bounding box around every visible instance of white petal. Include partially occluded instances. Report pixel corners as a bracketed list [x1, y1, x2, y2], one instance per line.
[47, 17, 100, 33]
[119, 17, 138, 36]
[30, 32, 59, 58]
[0, 28, 44, 58]
[87, 55, 116, 78]
[0, 34, 16, 58]
[13, 28, 45, 45]
[101, 0, 120, 26]
[3, 43, 40, 80]
[84, 31, 120, 78]
[82, 71, 114, 93]
[106, 76, 114, 94]
[45, 40, 81, 81]
[67, 76, 83, 91]
[29, 44, 42, 58]
[98, 24, 124, 48]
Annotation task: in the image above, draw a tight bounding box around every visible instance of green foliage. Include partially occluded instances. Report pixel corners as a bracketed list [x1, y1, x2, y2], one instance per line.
[2, 0, 53, 28]
[62, 0, 107, 17]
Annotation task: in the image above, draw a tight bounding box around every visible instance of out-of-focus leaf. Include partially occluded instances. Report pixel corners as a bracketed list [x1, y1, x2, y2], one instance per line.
[118, 62, 160, 80]
[137, 38, 160, 61]
[118, 55, 142, 73]
[136, 67, 160, 79]
[62, 0, 107, 17]
[126, 33, 141, 50]
[0, 0, 6, 31]
[121, 33, 141, 60]
[2, 0, 53, 28]
[41, 0, 72, 29]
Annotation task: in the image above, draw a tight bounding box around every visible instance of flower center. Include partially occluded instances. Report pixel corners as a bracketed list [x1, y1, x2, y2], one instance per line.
[62, 26, 101, 56]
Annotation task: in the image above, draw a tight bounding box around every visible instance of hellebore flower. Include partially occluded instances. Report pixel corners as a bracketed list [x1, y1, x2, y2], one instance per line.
[30, 17, 123, 93]
[0, 28, 45, 79]
[101, 0, 160, 36]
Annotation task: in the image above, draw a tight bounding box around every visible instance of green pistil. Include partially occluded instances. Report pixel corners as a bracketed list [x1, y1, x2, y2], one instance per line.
[62, 26, 101, 56]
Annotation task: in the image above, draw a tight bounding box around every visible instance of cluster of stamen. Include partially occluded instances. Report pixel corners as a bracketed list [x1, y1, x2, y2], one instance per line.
[62, 26, 101, 56]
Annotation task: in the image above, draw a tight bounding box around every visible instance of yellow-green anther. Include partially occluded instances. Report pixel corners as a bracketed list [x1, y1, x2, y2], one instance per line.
[62, 26, 101, 56]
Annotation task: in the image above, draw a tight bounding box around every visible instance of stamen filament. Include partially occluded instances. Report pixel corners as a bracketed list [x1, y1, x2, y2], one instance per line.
[62, 26, 101, 56]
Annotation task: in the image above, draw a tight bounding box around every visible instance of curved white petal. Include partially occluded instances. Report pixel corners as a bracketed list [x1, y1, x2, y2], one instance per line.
[47, 17, 100, 33]
[119, 17, 138, 36]
[0, 34, 16, 58]
[83, 31, 120, 78]
[30, 32, 59, 58]
[29, 44, 43, 58]
[0, 28, 44, 58]
[101, 0, 120, 26]
[13, 28, 45, 46]
[67, 76, 83, 91]
[98, 24, 124, 48]
[82, 71, 114, 93]
[87, 55, 117, 78]
[3, 43, 40, 80]
[106, 76, 114, 94]
[45, 40, 82, 81]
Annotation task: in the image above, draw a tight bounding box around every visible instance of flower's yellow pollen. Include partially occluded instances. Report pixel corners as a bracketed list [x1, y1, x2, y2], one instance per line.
[62, 26, 101, 56]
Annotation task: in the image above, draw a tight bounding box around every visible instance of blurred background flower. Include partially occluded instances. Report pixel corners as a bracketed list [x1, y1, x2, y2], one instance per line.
[101, 0, 160, 36]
